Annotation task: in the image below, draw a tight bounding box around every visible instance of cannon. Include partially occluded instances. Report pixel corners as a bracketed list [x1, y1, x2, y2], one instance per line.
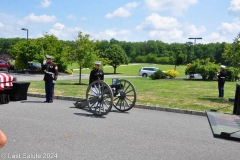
[74, 79, 137, 116]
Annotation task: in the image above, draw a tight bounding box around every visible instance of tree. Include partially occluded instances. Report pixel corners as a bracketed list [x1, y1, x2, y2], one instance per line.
[174, 52, 187, 70]
[38, 34, 70, 72]
[146, 53, 157, 64]
[103, 44, 128, 74]
[70, 31, 97, 84]
[8, 34, 70, 71]
[8, 39, 40, 69]
[223, 33, 240, 68]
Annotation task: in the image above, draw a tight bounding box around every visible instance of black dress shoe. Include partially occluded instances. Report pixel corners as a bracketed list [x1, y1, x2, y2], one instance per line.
[44, 101, 49, 103]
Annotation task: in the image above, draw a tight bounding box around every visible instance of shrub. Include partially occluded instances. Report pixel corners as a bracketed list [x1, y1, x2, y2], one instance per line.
[135, 55, 147, 63]
[185, 58, 219, 80]
[150, 70, 166, 80]
[165, 69, 179, 78]
[146, 53, 157, 64]
[225, 67, 240, 81]
[65, 69, 73, 74]
[156, 57, 170, 64]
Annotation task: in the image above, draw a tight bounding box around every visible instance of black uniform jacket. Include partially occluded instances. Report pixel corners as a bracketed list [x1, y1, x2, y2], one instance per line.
[43, 62, 58, 82]
[218, 70, 227, 83]
[89, 69, 104, 85]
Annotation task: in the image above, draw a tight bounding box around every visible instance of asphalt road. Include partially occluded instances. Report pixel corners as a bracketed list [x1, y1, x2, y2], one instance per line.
[7, 72, 138, 81]
[0, 97, 240, 160]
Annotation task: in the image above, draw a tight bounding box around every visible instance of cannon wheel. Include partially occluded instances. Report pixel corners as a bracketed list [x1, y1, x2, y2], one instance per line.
[113, 79, 137, 112]
[86, 81, 113, 116]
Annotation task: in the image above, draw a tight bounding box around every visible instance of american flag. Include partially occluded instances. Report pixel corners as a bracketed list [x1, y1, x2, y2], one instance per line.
[0, 73, 13, 90]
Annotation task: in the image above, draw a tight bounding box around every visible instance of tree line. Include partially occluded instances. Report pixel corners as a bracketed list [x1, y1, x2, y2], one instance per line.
[0, 32, 239, 75]
[0, 35, 228, 64]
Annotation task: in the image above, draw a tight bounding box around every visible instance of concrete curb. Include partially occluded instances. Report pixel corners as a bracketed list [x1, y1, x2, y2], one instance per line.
[27, 93, 206, 117]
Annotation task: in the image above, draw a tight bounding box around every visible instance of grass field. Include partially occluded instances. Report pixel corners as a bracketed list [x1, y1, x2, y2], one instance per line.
[28, 78, 236, 113]
[69, 63, 187, 77]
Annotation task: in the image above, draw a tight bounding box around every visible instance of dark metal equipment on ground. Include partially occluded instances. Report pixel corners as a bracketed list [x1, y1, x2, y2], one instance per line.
[74, 79, 137, 116]
[206, 84, 240, 142]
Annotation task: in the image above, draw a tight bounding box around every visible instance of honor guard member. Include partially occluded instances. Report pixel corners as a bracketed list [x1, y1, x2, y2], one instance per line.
[89, 61, 104, 85]
[218, 65, 227, 98]
[43, 55, 58, 103]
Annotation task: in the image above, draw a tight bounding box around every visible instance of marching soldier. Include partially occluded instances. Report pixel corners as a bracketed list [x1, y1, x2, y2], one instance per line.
[218, 65, 227, 98]
[43, 55, 58, 103]
[89, 61, 104, 85]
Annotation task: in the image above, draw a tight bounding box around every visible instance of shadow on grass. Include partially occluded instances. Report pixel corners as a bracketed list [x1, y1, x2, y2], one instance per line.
[198, 96, 232, 104]
[57, 82, 88, 86]
[184, 79, 218, 82]
[104, 73, 122, 75]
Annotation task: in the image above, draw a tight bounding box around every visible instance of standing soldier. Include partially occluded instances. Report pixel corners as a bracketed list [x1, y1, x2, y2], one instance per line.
[218, 65, 227, 98]
[89, 61, 104, 108]
[89, 61, 104, 85]
[43, 55, 58, 103]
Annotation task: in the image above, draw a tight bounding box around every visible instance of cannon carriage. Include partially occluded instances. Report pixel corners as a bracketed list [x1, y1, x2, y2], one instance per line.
[74, 79, 136, 116]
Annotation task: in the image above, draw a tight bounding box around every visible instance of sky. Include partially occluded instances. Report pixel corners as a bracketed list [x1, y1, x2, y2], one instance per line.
[0, 0, 240, 43]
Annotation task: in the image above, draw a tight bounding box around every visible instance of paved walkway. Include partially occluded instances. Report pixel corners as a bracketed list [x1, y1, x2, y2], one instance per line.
[0, 97, 240, 160]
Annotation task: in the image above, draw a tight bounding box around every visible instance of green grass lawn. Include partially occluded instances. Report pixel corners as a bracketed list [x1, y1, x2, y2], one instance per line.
[69, 63, 187, 77]
[28, 78, 236, 113]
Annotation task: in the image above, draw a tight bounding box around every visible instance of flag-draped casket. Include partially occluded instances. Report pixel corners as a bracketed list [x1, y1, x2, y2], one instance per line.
[0, 73, 13, 90]
[0, 73, 13, 104]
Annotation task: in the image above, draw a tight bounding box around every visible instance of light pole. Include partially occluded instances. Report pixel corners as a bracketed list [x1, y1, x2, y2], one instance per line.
[189, 37, 202, 45]
[188, 37, 202, 60]
[21, 28, 28, 71]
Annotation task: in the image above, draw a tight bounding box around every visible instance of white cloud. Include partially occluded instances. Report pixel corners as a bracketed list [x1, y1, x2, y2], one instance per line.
[136, 13, 184, 42]
[46, 24, 87, 40]
[136, 13, 180, 30]
[81, 17, 88, 21]
[217, 19, 240, 35]
[53, 23, 65, 30]
[149, 29, 183, 39]
[228, 0, 240, 17]
[67, 14, 78, 21]
[21, 13, 56, 24]
[39, 0, 51, 8]
[185, 25, 206, 37]
[0, 21, 21, 38]
[0, 22, 4, 28]
[105, 2, 139, 18]
[67, 14, 87, 21]
[144, 0, 198, 16]
[203, 32, 226, 43]
[49, 23, 66, 37]
[93, 28, 131, 40]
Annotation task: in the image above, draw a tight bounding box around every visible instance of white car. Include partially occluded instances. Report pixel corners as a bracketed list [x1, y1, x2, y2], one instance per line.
[139, 67, 159, 77]
[186, 73, 203, 79]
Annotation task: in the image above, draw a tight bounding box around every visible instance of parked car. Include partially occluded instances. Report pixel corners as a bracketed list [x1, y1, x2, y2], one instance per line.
[0, 60, 9, 71]
[186, 73, 203, 79]
[28, 62, 41, 71]
[186, 73, 218, 80]
[139, 67, 159, 77]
